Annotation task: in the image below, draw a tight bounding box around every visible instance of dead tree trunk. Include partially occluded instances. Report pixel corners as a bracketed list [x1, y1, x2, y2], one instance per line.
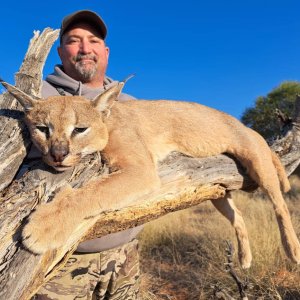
[0, 28, 59, 191]
[1, 29, 300, 300]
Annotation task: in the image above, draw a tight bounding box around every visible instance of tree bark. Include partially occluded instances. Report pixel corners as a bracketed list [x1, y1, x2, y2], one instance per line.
[0, 28, 59, 191]
[1, 28, 300, 300]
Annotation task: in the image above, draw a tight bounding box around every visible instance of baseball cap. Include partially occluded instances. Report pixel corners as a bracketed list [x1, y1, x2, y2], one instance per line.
[60, 10, 107, 42]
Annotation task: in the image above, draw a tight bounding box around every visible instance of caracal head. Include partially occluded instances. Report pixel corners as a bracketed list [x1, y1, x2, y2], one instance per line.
[0, 79, 124, 171]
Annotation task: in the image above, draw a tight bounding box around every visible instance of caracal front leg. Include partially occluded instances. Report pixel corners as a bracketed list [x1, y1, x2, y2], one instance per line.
[211, 194, 252, 269]
[22, 162, 160, 254]
[22, 184, 77, 254]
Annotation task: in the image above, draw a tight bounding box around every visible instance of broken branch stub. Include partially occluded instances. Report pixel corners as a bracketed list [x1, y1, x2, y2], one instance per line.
[0, 28, 59, 191]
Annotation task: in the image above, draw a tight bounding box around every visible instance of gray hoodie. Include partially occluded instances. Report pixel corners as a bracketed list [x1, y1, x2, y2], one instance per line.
[39, 65, 142, 253]
[43, 64, 133, 101]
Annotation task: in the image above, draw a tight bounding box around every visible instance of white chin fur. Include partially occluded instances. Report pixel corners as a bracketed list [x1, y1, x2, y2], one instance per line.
[53, 165, 73, 172]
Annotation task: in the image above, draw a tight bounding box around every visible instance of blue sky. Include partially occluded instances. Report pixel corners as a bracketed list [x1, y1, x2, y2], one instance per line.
[1, 0, 300, 119]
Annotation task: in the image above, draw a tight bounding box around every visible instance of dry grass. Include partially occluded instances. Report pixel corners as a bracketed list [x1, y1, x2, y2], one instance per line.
[138, 176, 300, 299]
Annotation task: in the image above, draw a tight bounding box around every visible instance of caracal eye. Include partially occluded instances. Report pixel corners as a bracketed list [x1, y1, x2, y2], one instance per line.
[36, 125, 50, 138]
[72, 127, 88, 135]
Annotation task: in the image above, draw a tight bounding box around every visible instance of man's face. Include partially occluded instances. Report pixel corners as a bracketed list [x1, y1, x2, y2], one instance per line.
[58, 22, 109, 86]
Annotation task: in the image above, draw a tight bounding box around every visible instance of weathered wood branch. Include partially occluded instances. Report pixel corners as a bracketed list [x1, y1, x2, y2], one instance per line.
[0, 28, 59, 190]
[1, 28, 300, 300]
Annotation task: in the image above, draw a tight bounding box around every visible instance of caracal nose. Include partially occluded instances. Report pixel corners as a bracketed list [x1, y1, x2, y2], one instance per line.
[50, 143, 69, 162]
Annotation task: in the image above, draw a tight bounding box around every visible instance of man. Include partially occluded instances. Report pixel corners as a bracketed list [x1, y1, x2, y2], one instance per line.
[33, 10, 142, 300]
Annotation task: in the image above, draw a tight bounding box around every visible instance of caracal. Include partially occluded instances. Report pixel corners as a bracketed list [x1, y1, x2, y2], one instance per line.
[1, 79, 299, 268]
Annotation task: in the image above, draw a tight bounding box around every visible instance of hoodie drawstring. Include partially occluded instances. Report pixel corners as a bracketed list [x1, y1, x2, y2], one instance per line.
[76, 81, 83, 96]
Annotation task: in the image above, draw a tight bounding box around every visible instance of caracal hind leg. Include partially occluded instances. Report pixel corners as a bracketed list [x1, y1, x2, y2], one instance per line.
[265, 186, 300, 263]
[243, 153, 300, 263]
[211, 194, 252, 269]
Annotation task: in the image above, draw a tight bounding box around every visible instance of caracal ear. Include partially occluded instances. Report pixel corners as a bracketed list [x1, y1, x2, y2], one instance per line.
[92, 82, 125, 114]
[92, 75, 134, 114]
[0, 79, 40, 111]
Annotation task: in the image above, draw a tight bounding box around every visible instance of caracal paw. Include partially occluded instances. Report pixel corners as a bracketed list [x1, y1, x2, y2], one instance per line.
[287, 240, 300, 264]
[239, 250, 252, 269]
[22, 187, 76, 254]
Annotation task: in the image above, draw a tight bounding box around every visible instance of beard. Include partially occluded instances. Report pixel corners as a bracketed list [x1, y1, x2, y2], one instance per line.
[73, 54, 98, 82]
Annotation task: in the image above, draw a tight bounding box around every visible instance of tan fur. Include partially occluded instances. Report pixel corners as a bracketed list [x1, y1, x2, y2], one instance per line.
[271, 151, 291, 193]
[211, 195, 252, 268]
[1, 80, 299, 266]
